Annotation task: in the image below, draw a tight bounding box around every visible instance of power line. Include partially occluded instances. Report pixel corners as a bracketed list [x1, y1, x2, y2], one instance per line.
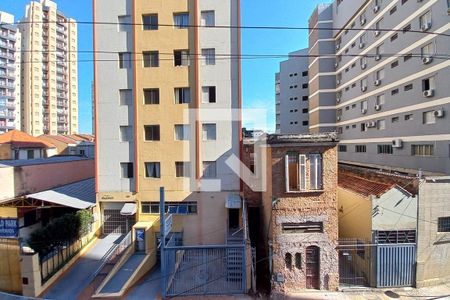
[10, 20, 450, 38]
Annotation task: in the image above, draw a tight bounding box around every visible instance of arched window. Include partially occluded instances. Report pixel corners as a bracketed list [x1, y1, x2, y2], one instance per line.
[295, 253, 302, 269]
[285, 252, 292, 270]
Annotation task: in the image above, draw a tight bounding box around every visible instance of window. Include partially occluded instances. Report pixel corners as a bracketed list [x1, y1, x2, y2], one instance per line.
[377, 144, 393, 154]
[405, 114, 413, 121]
[144, 125, 160, 141]
[174, 88, 191, 104]
[391, 60, 399, 68]
[421, 43, 435, 58]
[392, 116, 399, 123]
[376, 94, 385, 105]
[376, 43, 384, 57]
[310, 154, 323, 190]
[438, 217, 450, 232]
[202, 123, 216, 140]
[119, 52, 131, 69]
[27, 150, 34, 159]
[285, 153, 306, 192]
[389, 6, 397, 15]
[361, 123, 367, 132]
[338, 145, 347, 152]
[175, 162, 190, 177]
[302, 71, 308, 77]
[175, 125, 190, 141]
[302, 96, 308, 101]
[361, 100, 368, 113]
[302, 121, 309, 126]
[355, 145, 367, 153]
[423, 110, 436, 124]
[144, 88, 159, 104]
[285, 253, 292, 270]
[202, 86, 216, 103]
[302, 83, 308, 89]
[302, 108, 308, 114]
[377, 119, 386, 130]
[201, 48, 215, 65]
[404, 53, 413, 61]
[145, 162, 161, 178]
[295, 253, 302, 269]
[359, 33, 366, 47]
[142, 202, 197, 214]
[143, 51, 159, 67]
[174, 13, 189, 29]
[121, 162, 134, 178]
[202, 161, 217, 178]
[401, 0, 408, 4]
[119, 89, 132, 105]
[201, 10, 215, 27]
[174, 50, 190, 66]
[120, 126, 132, 142]
[411, 144, 434, 156]
[282, 222, 323, 233]
[402, 24, 411, 33]
[419, 11, 432, 30]
[390, 33, 398, 42]
[143, 14, 158, 30]
[118, 15, 131, 32]
[391, 88, 399, 95]
[361, 78, 368, 92]
[376, 68, 385, 80]
[422, 77, 435, 91]
[360, 57, 367, 69]
[404, 84, 413, 91]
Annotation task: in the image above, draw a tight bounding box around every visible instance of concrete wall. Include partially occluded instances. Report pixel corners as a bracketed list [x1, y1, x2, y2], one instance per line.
[416, 177, 450, 287]
[337, 187, 372, 240]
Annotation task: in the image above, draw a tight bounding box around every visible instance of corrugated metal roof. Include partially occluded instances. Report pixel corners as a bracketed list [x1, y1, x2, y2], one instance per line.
[26, 178, 95, 209]
[0, 156, 91, 168]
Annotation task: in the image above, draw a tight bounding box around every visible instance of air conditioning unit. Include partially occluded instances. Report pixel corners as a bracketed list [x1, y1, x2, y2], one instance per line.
[421, 22, 432, 31]
[361, 63, 367, 70]
[334, 62, 339, 68]
[373, 6, 380, 13]
[336, 44, 340, 50]
[434, 109, 445, 118]
[336, 79, 341, 85]
[359, 43, 365, 49]
[422, 57, 433, 64]
[375, 54, 381, 61]
[374, 30, 381, 37]
[361, 86, 367, 92]
[361, 108, 368, 114]
[375, 104, 382, 111]
[374, 79, 381, 86]
[337, 97, 341, 103]
[392, 139, 403, 148]
[337, 116, 341, 121]
[423, 90, 434, 98]
[360, 18, 366, 26]
[367, 121, 376, 128]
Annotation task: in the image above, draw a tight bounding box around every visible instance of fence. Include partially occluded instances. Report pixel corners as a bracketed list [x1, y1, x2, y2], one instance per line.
[338, 240, 416, 288]
[163, 245, 246, 297]
[39, 235, 92, 283]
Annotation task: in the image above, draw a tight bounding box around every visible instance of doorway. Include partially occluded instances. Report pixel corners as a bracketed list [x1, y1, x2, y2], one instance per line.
[306, 246, 320, 289]
[135, 228, 145, 252]
[228, 208, 240, 231]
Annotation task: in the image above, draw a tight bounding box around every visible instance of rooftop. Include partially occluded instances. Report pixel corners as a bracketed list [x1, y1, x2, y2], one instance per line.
[0, 156, 91, 168]
[266, 132, 339, 145]
[0, 130, 55, 149]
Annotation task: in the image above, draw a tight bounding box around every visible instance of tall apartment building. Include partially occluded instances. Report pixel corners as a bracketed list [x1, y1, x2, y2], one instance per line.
[275, 49, 310, 134]
[278, 0, 450, 175]
[0, 12, 21, 134]
[95, 0, 241, 247]
[19, 0, 78, 136]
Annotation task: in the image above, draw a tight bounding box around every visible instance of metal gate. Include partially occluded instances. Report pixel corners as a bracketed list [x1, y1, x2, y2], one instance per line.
[162, 245, 246, 297]
[102, 209, 135, 234]
[338, 241, 416, 288]
[376, 244, 416, 288]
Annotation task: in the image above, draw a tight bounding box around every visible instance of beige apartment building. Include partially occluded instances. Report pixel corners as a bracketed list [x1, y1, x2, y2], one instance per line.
[19, 0, 78, 136]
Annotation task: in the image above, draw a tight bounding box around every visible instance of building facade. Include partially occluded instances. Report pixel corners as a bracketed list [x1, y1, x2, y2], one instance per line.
[19, 0, 78, 136]
[95, 0, 241, 245]
[259, 133, 339, 294]
[275, 49, 310, 134]
[279, 0, 450, 175]
[0, 12, 21, 134]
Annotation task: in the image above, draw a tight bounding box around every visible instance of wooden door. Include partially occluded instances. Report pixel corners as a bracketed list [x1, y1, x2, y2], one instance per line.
[306, 246, 320, 289]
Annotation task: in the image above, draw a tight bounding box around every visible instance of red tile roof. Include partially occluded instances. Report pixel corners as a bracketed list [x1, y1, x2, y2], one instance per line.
[339, 172, 396, 197]
[39, 135, 78, 145]
[0, 130, 55, 149]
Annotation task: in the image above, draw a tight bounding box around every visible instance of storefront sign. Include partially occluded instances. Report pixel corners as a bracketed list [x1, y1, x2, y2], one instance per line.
[0, 218, 19, 238]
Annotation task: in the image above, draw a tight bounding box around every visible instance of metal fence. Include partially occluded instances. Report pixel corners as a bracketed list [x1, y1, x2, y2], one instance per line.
[338, 240, 416, 288]
[163, 245, 246, 297]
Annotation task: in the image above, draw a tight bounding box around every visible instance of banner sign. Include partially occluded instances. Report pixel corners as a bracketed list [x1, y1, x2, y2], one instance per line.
[0, 218, 19, 238]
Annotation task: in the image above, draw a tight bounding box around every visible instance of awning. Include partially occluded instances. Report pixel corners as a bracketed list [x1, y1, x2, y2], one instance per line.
[26, 178, 95, 209]
[225, 193, 242, 209]
[120, 203, 137, 216]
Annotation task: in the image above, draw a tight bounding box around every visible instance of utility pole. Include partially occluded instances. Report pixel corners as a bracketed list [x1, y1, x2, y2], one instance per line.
[160, 187, 166, 299]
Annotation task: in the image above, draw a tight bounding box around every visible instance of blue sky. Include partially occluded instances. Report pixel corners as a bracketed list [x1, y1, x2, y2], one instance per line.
[1, 0, 326, 133]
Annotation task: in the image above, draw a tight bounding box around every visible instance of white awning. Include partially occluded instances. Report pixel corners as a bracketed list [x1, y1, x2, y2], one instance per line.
[120, 203, 137, 216]
[225, 193, 241, 209]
